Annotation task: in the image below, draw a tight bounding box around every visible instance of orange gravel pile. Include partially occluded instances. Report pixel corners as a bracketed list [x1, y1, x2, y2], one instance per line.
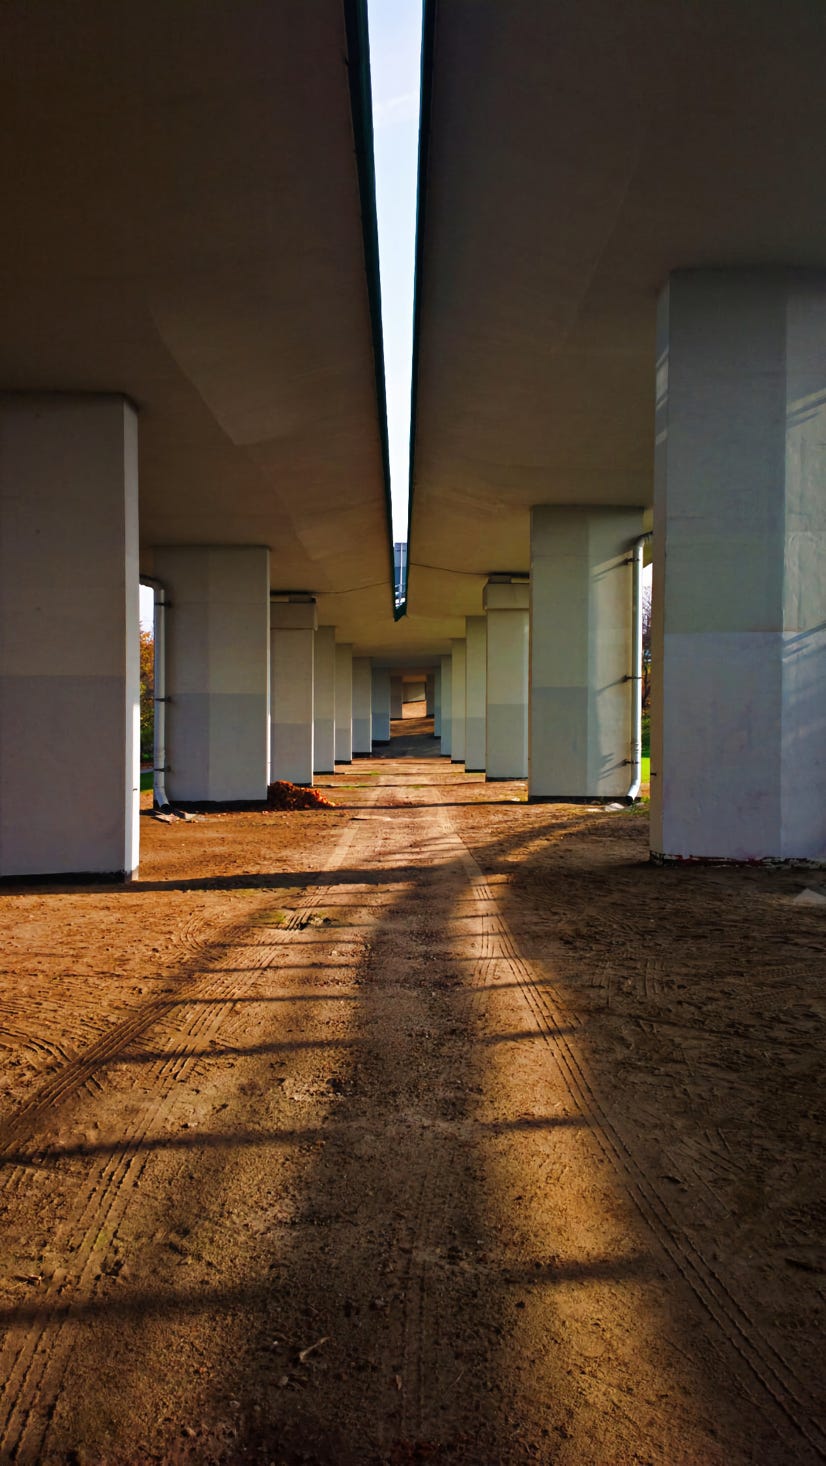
[266, 780, 336, 811]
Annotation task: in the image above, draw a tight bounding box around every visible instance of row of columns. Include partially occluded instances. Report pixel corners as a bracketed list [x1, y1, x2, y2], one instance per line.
[2, 271, 824, 875]
[446, 506, 649, 804]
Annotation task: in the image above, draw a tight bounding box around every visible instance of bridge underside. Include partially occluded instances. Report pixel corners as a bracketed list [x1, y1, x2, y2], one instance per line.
[2, 0, 825, 873]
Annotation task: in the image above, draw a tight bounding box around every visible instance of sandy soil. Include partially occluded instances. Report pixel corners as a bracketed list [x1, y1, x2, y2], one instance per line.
[0, 720, 822, 1464]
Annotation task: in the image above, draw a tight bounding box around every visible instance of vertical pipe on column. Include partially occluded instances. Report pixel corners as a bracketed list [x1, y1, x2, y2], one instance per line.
[626, 535, 649, 803]
[144, 579, 169, 810]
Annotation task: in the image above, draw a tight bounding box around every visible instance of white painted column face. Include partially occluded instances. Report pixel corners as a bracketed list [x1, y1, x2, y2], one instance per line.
[270, 599, 316, 785]
[465, 617, 487, 771]
[390, 675, 404, 720]
[371, 667, 391, 743]
[653, 270, 826, 860]
[352, 657, 373, 754]
[529, 507, 642, 800]
[155, 546, 270, 803]
[334, 643, 353, 763]
[426, 672, 436, 721]
[450, 639, 467, 764]
[484, 582, 529, 780]
[0, 396, 139, 877]
[433, 667, 442, 737]
[440, 655, 453, 757]
[313, 627, 336, 774]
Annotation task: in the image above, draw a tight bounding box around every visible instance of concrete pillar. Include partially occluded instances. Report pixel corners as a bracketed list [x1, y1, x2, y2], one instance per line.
[433, 666, 442, 738]
[313, 626, 336, 774]
[335, 643, 353, 764]
[440, 655, 453, 757]
[465, 617, 487, 771]
[390, 675, 404, 720]
[450, 639, 467, 764]
[155, 546, 270, 803]
[529, 507, 642, 800]
[352, 657, 373, 755]
[485, 581, 529, 779]
[270, 597, 316, 786]
[0, 396, 139, 878]
[653, 269, 826, 860]
[371, 667, 391, 743]
[426, 672, 436, 717]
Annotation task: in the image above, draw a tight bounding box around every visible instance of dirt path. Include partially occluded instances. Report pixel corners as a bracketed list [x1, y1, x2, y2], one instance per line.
[0, 743, 822, 1463]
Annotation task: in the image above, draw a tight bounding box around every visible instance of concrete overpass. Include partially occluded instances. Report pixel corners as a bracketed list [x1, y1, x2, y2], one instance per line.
[1, 0, 825, 876]
[405, 0, 826, 860]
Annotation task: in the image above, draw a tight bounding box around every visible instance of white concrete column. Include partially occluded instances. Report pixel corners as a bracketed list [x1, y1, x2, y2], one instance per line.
[433, 667, 442, 738]
[653, 269, 826, 860]
[352, 656, 373, 755]
[450, 639, 467, 764]
[465, 617, 487, 771]
[390, 675, 404, 720]
[335, 643, 353, 764]
[155, 546, 270, 803]
[270, 597, 316, 786]
[313, 626, 336, 774]
[425, 672, 436, 717]
[0, 396, 139, 878]
[529, 508, 642, 800]
[371, 667, 391, 743]
[440, 655, 453, 757]
[485, 581, 529, 779]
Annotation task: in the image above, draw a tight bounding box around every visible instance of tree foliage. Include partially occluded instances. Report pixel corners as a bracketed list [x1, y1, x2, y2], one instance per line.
[140, 628, 154, 764]
[642, 584, 652, 714]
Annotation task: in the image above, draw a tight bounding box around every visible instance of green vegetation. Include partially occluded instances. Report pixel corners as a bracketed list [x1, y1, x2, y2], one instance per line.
[140, 770, 153, 792]
[140, 628, 154, 763]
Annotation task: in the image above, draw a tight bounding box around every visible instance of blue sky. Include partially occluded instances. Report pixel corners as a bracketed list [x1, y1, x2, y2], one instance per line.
[367, 0, 423, 543]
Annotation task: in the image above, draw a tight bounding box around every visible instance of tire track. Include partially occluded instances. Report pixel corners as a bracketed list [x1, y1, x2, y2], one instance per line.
[0, 812, 367, 1463]
[449, 816, 826, 1462]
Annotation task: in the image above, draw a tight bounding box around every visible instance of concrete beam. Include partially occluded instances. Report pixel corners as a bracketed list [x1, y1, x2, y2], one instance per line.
[529, 507, 641, 800]
[652, 269, 826, 860]
[484, 580, 528, 780]
[0, 395, 139, 877]
[313, 626, 336, 775]
[270, 598, 316, 786]
[156, 546, 270, 803]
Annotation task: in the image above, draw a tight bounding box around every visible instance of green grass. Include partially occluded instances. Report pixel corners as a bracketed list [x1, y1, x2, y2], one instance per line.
[140, 770, 153, 791]
[641, 755, 650, 783]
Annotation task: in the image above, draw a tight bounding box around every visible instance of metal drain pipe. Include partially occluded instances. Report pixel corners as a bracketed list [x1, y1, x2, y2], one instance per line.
[626, 533, 652, 803]
[142, 578, 170, 810]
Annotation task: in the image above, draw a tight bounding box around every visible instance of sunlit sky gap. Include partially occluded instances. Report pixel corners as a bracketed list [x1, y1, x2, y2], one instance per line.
[141, 7, 423, 631]
[367, 0, 423, 545]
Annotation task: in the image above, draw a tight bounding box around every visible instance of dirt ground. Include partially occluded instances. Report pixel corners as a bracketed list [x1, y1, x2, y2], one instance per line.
[0, 717, 823, 1464]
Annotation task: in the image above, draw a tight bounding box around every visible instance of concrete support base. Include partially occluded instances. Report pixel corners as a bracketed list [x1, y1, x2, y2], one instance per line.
[390, 675, 403, 720]
[335, 643, 353, 764]
[313, 627, 336, 774]
[155, 547, 270, 803]
[371, 667, 391, 744]
[484, 582, 528, 779]
[465, 617, 487, 771]
[352, 657, 373, 755]
[0, 396, 140, 878]
[440, 656, 452, 757]
[270, 598, 316, 785]
[450, 639, 466, 764]
[426, 672, 436, 718]
[653, 269, 826, 861]
[529, 507, 642, 800]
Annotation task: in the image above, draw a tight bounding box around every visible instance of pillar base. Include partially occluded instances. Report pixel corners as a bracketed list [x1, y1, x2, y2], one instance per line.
[651, 850, 825, 869]
[528, 793, 635, 806]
